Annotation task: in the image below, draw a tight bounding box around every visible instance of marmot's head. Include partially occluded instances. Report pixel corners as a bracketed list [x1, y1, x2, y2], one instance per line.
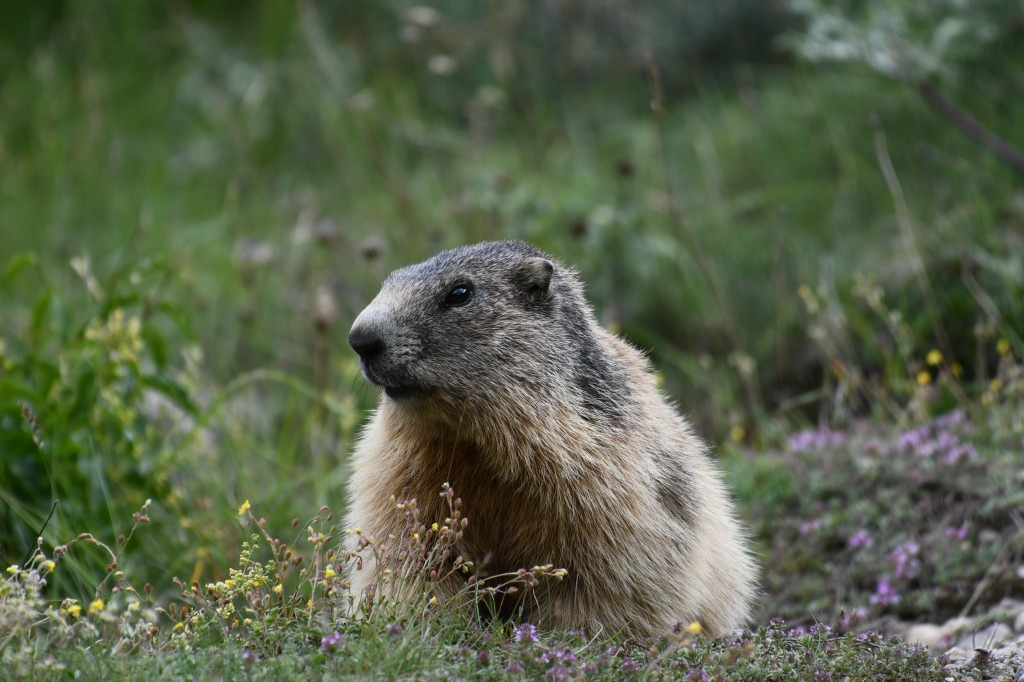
[348, 241, 623, 420]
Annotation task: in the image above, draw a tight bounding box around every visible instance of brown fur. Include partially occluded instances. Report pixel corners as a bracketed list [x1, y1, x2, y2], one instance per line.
[344, 241, 756, 638]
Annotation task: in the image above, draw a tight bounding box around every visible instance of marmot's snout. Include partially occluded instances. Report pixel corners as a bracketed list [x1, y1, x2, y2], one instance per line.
[348, 319, 386, 363]
[349, 307, 426, 401]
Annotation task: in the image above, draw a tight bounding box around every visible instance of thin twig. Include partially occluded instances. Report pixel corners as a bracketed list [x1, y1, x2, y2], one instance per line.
[873, 128, 971, 410]
[957, 541, 1010, 620]
[917, 82, 1024, 179]
[962, 256, 1024, 351]
[21, 500, 59, 569]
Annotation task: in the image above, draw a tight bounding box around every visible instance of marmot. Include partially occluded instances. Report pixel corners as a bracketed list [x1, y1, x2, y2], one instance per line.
[344, 241, 756, 638]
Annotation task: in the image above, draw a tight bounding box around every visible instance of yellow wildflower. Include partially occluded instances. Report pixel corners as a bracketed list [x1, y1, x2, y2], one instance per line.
[916, 371, 931, 386]
[89, 599, 104, 615]
[173, 622, 185, 631]
[324, 568, 336, 579]
[729, 425, 745, 443]
[926, 349, 942, 366]
[41, 560, 56, 573]
[997, 338, 1010, 355]
[428, 596, 438, 606]
[64, 601, 82, 619]
[237, 500, 250, 516]
[431, 523, 439, 532]
[685, 621, 702, 636]
[951, 362, 963, 378]
[273, 583, 283, 595]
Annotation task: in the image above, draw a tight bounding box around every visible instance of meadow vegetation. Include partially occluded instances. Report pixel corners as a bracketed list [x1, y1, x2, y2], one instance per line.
[1, 1, 1022, 678]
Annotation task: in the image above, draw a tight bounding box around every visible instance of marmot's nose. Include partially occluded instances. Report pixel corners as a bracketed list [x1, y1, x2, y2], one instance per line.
[348, 323, 386, 361]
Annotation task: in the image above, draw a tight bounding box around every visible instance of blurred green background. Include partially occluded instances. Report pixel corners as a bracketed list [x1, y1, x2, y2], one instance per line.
[1, 0, 1022, 612]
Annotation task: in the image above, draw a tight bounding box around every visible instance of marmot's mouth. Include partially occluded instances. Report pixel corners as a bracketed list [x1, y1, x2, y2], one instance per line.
[383, 384, 427, 401]
[360, 362, 428, 401]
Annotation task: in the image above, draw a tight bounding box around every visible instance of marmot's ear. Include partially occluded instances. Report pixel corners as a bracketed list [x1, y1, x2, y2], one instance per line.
[514, 257, 554, 303]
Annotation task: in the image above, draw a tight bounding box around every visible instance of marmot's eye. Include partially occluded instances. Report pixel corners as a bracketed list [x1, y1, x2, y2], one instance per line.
[444, 283, 473, 307]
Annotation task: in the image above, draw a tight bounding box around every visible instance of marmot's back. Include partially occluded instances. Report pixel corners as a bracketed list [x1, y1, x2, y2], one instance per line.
[346, 240, 756, 638]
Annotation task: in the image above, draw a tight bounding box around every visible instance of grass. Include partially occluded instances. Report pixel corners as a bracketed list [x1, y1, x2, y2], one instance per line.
[0, 493, 980, 681]
[2, 2, 1023, 678]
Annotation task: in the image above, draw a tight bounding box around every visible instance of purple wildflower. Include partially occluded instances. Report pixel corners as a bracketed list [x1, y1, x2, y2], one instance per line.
[241, 651, 258, 664]
[891, 541, 920, 579]
[898, 427, 928, 452]
[789, 428, 846, 454]
[899, 411, 978, 465]
[544, 648, 578, 665]
[514, 623, 538, 644]
[477, 650, 492, 665]
[387, 622, 403, 636]
[839, 608, 866, 630]
[869, 578, 900, 606]
[620, 658, 641, 673]
[320, 631, 344, 652]
[546, 666, 570, 680]
[799, 519, 822, 536]
[944, 524, 968, 540]
[942, 444, 977, 465]
[935, 409, 967, 429]
[848, 529, 873, 550]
